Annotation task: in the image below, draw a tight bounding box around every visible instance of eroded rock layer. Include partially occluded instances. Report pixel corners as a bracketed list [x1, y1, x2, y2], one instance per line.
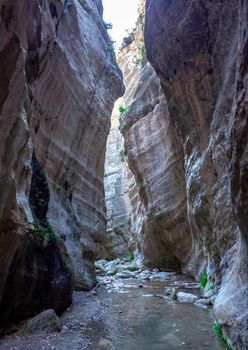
[117, 0, 192, 271]
[143, 0, 248, 348]
[0, 0, 123, 325]
[103, 105, 133, 260]
[103, 5, 146, 259]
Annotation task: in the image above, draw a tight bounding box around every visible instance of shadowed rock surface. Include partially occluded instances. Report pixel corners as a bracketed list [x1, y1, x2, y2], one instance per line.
[118, 0, 192, 272]
[144, 0, 248, 348]
[0, 0, 123, 326]
[106, 0, 248, 347]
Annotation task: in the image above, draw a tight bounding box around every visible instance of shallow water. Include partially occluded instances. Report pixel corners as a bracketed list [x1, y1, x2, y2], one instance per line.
[103, 278, 225, 350]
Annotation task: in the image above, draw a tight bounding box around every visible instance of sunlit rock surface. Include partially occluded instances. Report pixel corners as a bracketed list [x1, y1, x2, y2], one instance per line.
[115, 0, 192, 271]
[121, 63, 192, 271]
[103, 105, 132, 259]
[0, 0, 123, 325]
[103, 4, 146, 259]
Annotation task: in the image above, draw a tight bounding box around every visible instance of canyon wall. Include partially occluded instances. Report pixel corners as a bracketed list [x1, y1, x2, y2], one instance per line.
[145, 1, 248, 348]
[0, 0, 123, 326]
[103, 8, 146, 260]
[103, 104, 133, 259]
[117, 0, 192, 270]
[117, 0, 248, 348]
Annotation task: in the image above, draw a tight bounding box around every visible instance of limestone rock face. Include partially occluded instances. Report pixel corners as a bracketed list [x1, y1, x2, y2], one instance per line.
[0, 0, 123, 325]
[103, 105, 132, 259]
[145, 0, 248, 348]
[115, 0, 192, 271]
[121, 63, 192, 271]
[103, 4, 146, 259]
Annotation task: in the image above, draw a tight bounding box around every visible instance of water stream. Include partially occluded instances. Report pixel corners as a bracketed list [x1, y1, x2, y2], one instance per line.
[101, 277, 225, 350]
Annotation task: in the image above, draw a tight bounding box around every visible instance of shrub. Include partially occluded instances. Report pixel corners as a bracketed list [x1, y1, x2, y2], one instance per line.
[128, 251, 135, 261]
[119, 149, 128, 162]
[213, 322, 233, 350]
[118, 105, 127, 115]
[140, 45, 145, 57]
[107, 39, 115, 54]
[200, 271, 208, 288]
[32, 220, 59, 243]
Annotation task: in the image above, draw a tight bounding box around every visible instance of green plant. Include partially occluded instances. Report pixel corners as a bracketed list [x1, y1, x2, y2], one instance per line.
[119, 149, 128, 162]
[135, 58, 142, 67]
[140, 45, 145, 57]
[105, 235, 113, 246]
[118, 105, 127, 115]
[128, 251, 135, 261]
[109, 195, 115, 204]
[213, 322, 233, 350]
[200, 271, 208, 288]
[18, 323, 28, 335]
[47, 224, 59, 242]
[107, 39, 115, 54]
[32, 220, 59, 243]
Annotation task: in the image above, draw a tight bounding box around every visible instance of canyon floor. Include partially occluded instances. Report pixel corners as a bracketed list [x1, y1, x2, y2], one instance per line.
[0, 260, 225, 350]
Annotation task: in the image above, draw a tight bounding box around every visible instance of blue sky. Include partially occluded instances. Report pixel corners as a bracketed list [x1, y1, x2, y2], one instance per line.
[102, 0, 139, 49]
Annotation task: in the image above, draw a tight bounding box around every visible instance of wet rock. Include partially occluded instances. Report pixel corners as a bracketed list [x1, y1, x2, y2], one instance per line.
[150, 272, 174, 280]
[176, 292, 198, 303]
[116, 271, 135, 279]
[164, 287, 177, 300]
[18, 310, 61, 334]
[97, 260, 108, 267]
[95, 262, 106, 273]
[105, 259, 120, 276]
[120, 263, 139, 272]
[194, 299, 211, 309]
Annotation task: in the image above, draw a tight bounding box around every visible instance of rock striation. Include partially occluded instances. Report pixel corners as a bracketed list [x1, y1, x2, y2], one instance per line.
[103, 104, 132, 259]
[112, 0, 248, 347]
[103, 6, 147, 260]
[0, 0, 123, 326]
[141, 0, 247, 348]
[118, 0, 192, 271]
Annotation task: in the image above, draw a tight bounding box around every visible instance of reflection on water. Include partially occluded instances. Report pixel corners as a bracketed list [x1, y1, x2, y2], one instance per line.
[103, 279, 224, 350]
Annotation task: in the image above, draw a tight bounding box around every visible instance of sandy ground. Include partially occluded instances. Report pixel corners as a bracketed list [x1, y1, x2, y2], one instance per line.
[0, 286, 114, 350]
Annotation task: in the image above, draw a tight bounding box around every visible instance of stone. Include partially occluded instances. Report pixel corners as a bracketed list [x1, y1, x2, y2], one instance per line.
[116, 271, 134, 279]
[176, 292, 198, 303]
[194, 299, 211, 309]
[164, 287, 177, 300]
[105, 259, 120, 276]
[150, 272, 173, 280]
[120, 263, 139, 272]
[95, 263, 106, 273]
[18, 310, 61, 334]
[97, 260, 108, 267]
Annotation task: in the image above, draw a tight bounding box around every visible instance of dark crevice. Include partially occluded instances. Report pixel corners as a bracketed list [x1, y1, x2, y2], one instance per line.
[1, 4, 13, 30]
[29, 152, 50, 229]
[0, 35, 21, 113]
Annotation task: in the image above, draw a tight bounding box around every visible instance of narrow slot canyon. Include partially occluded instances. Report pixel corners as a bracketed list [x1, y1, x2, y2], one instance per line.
[0, 0, 247, 349]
